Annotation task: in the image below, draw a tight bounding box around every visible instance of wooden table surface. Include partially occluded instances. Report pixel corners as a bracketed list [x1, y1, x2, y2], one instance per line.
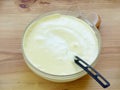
[0, 0, 120, 90]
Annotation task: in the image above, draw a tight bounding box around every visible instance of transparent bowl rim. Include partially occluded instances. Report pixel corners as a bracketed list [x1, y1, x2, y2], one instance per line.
[22, 10, 102, 77]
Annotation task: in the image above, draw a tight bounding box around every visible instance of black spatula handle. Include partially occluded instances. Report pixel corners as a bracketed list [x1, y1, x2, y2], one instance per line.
[74, 56, 110, 88]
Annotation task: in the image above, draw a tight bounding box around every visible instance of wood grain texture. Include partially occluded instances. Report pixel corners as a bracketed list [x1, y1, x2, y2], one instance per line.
[0, 0, 120, 90]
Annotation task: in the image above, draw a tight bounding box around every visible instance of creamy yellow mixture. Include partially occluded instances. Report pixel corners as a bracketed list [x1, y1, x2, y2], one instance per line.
[23, 14, 98, 75]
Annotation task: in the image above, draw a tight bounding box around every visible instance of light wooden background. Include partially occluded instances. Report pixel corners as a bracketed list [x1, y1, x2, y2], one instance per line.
[0, 0, 120, 90]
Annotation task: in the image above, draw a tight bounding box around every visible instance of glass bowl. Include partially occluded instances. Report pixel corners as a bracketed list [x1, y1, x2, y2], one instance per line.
[22, 10, 101, 82]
